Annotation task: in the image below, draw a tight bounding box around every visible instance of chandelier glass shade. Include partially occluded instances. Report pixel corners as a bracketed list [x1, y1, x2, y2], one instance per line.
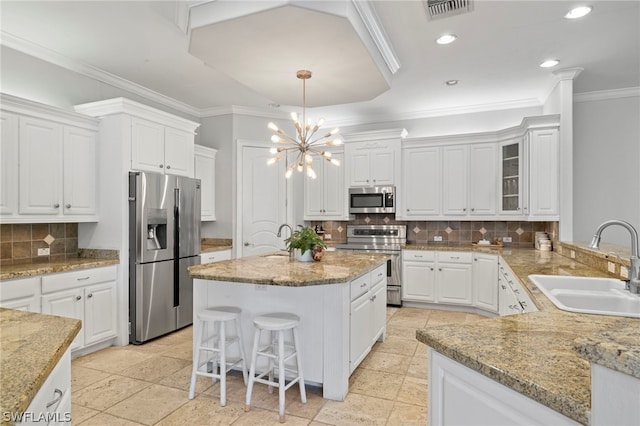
[267, 70, 342, 179]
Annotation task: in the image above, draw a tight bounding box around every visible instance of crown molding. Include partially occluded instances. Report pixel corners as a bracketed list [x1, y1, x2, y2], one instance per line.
[199, 105, 290, 119]
[352, 0, 400, 74]
[328, 98, 542, 128]
[1, 31, 202, 118]
[574, 87, 640, 103]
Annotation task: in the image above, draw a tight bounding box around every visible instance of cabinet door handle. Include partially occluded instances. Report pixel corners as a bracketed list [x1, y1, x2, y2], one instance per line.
[450, 256, 460, 259]
[377, 272, 383, 277]
[66, 204, 71, 208]
[77, 277, 90, 281]
[415, 255, 423, 258]
[430, 267, 434, 271]
[53, 203, 60, 208]
[471, 208, 475, 212]
[371, 295, 377, 302]
[360, 282, 367, 288]
[75, 295, 82, 301]
[87, 293, 93, 298]
[166, 165, 171, 169]
[159, 164, 164, 168]
[439, 268, 442, 271]
[244, 242, 251, 246]
[46, 388, 64, 409]
[463, 208, 467, 212]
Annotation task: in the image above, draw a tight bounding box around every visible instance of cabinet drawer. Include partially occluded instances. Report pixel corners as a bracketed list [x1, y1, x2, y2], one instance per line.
[200, 250, 231, 264]
[438, 251, 472, 263]
[371, 264, 386, 288]
[0, 276, 40, 300]
[23, 350, 71, 424]
[42, 266, 116, 294]
[350, 273, 369, 301]
[403, 250, 435, 262]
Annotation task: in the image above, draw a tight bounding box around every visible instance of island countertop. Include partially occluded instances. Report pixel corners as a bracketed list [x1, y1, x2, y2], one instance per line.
[0, 308, 80, 423]
[188, 251, 389, 286]
[415, 247, 639, 425]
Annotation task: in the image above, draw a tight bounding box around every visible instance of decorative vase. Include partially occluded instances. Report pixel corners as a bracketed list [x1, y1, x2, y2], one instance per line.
[312, 245, 324, 261]
[297, 249, 314, 262]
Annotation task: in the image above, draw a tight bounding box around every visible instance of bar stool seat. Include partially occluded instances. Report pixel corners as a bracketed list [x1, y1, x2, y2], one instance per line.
[245, 312, 306, 423]
[189, 306, 248, 406]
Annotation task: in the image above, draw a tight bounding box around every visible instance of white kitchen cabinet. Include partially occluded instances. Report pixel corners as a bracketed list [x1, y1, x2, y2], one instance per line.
[349, 264, 386, 373]
[436, 252, 473, 305]
[346, 140, 397, 186]
[200, 249, 232, 264]
[20, 350, 72, 425]
[472, 253, 499, 313]
[304, 150, 346, 220]
[343, 129, 404, 187]
[0, 112, 19, 216]
[63, 126, 98, 216]
[194, 144, 217, 221]
[591, 363, 640, 426]
[402, 250, 436, 302]
[441, 145, 468, 215]
[41, 266, 118, 352]
[18, 117, 63, 215]
[131, 117, 194, 177]
[400, 146, 441, 218]
[1, 94, 99, 223]
[429, 349, 580, 426]
[526, 128, 559, 219]
[468, 143, 497, 216]
[442, 144, 496, 217]
[0, 276, 41, 312]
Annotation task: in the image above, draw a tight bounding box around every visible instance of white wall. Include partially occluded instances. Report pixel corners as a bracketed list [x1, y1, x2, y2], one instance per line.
[573, 94, 640, 246]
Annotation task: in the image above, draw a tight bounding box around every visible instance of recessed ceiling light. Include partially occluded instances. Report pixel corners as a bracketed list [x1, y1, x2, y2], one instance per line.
[445, 80, 459, 86]
[565, 6, 592, 19]
[436, 34, 457, 45]
[540, 59, 560, 68]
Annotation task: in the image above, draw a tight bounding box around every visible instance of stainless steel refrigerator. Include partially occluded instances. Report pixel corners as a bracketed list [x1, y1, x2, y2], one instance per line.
[128, 171, 201, 344]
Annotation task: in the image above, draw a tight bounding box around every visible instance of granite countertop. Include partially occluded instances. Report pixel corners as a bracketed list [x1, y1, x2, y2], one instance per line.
[414, 247, 639, 425]
[188, 251, 389, 286]
[0, 257, 119, 281]
[0, 308, 81, 423]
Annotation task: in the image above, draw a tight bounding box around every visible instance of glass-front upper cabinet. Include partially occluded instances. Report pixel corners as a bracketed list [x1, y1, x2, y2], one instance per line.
[500, 139, 521, 215]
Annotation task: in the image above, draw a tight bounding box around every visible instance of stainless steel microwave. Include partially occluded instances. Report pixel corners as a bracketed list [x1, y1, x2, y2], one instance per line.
[349, 186, 395, 214]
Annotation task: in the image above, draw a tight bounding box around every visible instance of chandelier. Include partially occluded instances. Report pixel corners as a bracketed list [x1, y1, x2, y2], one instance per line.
[267, 70, 342, 179]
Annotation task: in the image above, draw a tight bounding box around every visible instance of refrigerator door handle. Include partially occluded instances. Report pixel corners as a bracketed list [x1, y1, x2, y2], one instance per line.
[174, 187, 180, 307]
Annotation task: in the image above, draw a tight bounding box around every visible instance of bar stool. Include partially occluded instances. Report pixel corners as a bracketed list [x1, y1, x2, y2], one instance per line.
[245, 312, 306, 423]
[189, 306, 248, 406]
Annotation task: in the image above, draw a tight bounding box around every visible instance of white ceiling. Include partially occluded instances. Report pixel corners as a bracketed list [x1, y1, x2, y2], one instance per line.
[1, 0, 638, 124]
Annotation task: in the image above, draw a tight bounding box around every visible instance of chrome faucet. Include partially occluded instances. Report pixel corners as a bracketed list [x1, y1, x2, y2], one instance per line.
[588, 220, 640, 294]
[276, 224, 292, 238]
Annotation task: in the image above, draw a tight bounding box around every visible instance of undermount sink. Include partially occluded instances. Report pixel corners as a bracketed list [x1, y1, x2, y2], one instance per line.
[529, 275, 640, 318]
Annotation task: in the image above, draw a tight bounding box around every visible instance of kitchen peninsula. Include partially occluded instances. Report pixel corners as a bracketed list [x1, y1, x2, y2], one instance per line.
[188, 251, 389, 400]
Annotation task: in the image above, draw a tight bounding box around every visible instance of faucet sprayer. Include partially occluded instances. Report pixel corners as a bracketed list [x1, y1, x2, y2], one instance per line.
[589, 220, 640, 294]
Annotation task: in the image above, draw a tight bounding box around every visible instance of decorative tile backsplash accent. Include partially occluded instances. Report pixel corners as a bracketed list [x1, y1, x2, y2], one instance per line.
[0, 223, 79, 265]
[311, 216, 558, 248]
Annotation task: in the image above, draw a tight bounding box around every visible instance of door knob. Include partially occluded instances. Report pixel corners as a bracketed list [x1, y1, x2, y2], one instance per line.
[66, 204, 71, 208]
[159, 164, 164, 168]
[53, 203, 60, 208]
[166, 165, 171, 169]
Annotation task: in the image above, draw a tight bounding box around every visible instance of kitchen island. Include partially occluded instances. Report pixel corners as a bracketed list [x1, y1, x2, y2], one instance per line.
[188, 251, 389, 400]
[413, 246, 640, 425]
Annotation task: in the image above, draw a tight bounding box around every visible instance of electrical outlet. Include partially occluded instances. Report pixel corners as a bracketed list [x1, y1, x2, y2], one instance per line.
[433, 235, 443, 242]
[620, 267, 629, 279]
[608, 261, 616, 273]
[37, 248, 50, 256]
[503, 237, 512, 243]
[570, 250, 576, 259]
[324, 234, 332, 240]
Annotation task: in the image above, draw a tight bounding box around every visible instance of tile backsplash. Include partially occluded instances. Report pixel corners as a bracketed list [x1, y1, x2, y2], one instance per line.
[0, 223, 79, 265]
[311, 216, 558, 248]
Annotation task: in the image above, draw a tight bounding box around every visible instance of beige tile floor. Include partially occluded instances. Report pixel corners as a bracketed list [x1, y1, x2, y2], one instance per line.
[71, 308, 485, 425]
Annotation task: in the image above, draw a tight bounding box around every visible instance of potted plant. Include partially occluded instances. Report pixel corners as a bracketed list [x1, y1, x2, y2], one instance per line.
[285, 226, 326, 262]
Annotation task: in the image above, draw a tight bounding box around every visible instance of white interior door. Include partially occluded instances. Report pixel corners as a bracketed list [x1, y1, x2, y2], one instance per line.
[240, 145, 287, 257]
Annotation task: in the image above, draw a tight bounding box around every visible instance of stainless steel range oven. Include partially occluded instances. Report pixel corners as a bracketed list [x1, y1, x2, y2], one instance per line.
[335, 225, 406, 306]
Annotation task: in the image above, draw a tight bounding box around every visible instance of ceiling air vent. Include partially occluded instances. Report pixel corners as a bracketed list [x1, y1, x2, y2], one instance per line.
[424, 0, 474, 20]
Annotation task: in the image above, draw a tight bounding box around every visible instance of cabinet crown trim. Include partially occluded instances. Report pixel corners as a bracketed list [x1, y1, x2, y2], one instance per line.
[402, 114, 560, 147]
[343, 128, 407, 142]
[74, 98, 200, 133]
[1, 93, 98, 130]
